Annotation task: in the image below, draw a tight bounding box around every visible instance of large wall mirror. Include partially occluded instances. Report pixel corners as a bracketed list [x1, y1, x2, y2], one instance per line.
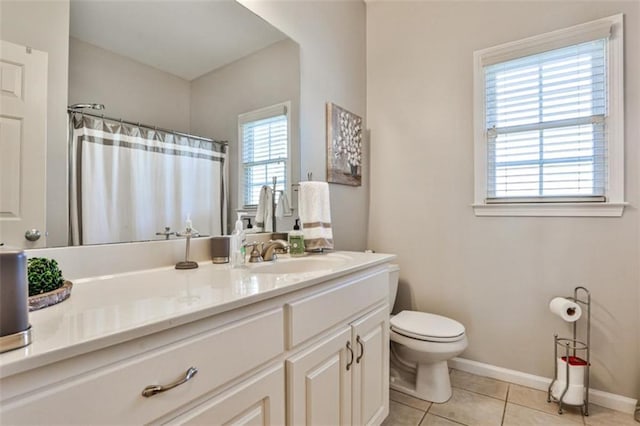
[1, 0, 300, 248]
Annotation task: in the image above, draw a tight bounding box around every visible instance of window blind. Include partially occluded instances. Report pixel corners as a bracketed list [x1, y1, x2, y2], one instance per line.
[241, 114, 288, 207]
[485, 39, 608, 202]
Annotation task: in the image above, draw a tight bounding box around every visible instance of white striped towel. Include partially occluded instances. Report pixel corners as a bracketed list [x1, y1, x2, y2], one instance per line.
[298, 181, 333, 250]
[255, 185, 273, 232]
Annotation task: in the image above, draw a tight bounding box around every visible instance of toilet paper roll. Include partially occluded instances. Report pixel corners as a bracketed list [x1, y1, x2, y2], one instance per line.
[549, 297, 582, 322]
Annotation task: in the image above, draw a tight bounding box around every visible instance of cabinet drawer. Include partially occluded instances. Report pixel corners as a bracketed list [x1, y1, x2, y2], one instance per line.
[1, 308, 284, 425]
[165, 363, 285, 425]
[286, 269, 387, 348]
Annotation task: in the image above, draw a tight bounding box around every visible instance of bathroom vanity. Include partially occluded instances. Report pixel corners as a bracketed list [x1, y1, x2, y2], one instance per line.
[0, 251, 393, 425]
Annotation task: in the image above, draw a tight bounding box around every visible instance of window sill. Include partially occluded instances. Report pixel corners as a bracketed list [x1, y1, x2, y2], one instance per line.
[472, 202, 628, 217]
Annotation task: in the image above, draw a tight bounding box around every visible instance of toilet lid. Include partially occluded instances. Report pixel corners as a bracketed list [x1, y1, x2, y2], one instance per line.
[390, 311, 466, 343]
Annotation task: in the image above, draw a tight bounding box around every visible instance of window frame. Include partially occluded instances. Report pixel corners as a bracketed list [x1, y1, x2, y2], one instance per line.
[472, 14, 625, 217]
[238, 101, 292, 211]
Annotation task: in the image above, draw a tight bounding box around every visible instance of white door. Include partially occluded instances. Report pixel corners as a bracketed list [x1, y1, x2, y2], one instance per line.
[351, 305, 389, 426]
[0, 40, 48, 248]
[286, 327, 353, 425]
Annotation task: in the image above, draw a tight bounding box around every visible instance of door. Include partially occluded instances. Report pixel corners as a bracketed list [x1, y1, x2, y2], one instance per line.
[164, 364, 285, 425]
[286, 327, 352, 425]
[0, 40, 48, 247]
[351, 305, 389, 426]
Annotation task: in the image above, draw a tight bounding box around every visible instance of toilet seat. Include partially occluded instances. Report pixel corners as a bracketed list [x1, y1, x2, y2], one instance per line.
[390, 310, 465, 343]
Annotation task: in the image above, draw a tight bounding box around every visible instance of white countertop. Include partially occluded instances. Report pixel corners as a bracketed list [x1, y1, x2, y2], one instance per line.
[0, 251, 394, 378]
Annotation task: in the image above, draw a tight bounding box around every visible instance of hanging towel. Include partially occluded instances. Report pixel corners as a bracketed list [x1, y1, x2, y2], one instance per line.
[275, 191, 291, 218]
[255, 185, 273, 232]
[299, 181, 334, 250]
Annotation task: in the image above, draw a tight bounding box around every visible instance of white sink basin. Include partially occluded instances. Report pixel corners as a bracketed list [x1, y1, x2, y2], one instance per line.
[249, 254, 350, 274]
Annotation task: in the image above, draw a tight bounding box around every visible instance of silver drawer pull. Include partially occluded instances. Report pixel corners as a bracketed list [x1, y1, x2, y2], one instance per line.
[141, 367, 198, 398]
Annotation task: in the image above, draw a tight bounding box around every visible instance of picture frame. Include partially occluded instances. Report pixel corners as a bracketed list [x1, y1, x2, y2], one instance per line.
[326, 102, 362, 186]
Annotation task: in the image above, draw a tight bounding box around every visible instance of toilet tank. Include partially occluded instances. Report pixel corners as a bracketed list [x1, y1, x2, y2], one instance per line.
[388, 264, 400, 314]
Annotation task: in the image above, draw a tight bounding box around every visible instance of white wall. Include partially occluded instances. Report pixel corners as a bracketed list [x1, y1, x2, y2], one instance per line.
[367, 1, 640, 398]
[69, 38, 191, 133]
[190, 39, 300, 232]
[1, 0, 70, 247]
[240, 0, 369, 250]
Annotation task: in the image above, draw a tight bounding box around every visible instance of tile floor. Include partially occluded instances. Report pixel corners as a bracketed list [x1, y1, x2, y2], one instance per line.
[382, 369, 638, 426]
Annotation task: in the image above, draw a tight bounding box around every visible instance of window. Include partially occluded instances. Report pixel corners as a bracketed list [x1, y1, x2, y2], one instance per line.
[239, 102, 290, 208]
[473, 15, 625, 217]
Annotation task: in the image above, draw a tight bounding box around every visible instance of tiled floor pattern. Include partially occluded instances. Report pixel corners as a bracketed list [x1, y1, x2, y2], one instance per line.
[382, 369, 638, 426]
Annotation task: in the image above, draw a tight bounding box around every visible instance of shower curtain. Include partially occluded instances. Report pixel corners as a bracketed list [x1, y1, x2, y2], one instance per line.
[69, 114, 228, 245]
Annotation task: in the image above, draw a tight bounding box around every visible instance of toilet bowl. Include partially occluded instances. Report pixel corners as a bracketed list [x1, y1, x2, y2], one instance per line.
[388, 265, 468, 403]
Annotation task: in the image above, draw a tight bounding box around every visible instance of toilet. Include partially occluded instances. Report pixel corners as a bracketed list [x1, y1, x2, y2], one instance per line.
[388, 264, 468, 403]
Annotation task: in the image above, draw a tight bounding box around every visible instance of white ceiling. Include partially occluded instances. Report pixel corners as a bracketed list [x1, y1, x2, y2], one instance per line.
[70, 0, 289, 81]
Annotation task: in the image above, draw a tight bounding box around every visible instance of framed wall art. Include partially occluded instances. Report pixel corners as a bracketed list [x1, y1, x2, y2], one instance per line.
[326, 102, 362, 186]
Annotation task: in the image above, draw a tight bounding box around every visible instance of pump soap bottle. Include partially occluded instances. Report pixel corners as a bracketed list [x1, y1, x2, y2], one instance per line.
[289, 219, 305, 257]
[230, 213, 246, 267]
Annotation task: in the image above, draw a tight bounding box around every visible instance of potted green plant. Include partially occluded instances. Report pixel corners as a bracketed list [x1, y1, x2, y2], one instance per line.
[27, 258, 72, 311]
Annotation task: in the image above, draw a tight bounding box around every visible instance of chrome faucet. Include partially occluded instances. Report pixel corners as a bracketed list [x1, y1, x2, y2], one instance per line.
[261, 240, 290, 261]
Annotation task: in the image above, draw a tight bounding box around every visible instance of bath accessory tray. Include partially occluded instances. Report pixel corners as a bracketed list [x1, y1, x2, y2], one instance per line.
[28, 281, 73, 311]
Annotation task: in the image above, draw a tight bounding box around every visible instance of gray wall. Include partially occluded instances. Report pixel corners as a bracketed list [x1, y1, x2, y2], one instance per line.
[1, 0, 70, 247]
[240, 0, 369, 251]
[190, 39, 300, 232]
[367, 1, 640, 398]
[69, 37, 192, 133]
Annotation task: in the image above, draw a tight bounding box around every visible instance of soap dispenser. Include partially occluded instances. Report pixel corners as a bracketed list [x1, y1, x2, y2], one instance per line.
[289, 219, 305, 257]
[230, 213, 246, 267]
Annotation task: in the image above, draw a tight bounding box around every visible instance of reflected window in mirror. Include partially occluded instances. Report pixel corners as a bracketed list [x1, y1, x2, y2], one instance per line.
[239, 102, 291, 208]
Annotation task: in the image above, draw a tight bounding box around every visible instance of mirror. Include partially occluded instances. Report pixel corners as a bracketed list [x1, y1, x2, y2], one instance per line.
[62, 0, 299, 247]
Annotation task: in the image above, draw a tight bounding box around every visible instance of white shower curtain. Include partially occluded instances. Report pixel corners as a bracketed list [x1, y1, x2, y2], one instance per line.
[69, 114, 228, 245]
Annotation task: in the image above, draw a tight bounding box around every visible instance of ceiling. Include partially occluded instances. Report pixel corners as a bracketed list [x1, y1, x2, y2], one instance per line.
[69, 0, 288, 81]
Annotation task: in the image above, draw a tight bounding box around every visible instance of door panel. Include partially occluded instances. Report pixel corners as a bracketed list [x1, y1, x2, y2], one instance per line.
[351, 305, 389, 426]
[287, 327, 352, 425]
[0, 40, 47, 247]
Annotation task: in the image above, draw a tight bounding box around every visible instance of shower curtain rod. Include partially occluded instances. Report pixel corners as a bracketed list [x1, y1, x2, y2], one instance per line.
[68, 109, 229, 146]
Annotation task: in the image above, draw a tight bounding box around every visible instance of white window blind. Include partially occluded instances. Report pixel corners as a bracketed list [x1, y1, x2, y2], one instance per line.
[485, 39, 607, 202]
[240, 108, 288, 207]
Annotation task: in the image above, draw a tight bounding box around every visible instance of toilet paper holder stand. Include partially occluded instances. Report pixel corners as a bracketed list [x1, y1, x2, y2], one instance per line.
[547, 286, 591, 416]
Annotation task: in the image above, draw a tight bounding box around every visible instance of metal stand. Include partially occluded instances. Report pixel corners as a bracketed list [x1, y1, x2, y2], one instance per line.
[175, 228, 198, 270]
[547, 286, 591, 416]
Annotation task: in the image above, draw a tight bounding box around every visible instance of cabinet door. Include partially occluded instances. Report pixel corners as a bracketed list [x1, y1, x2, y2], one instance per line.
[351, 305, 389, 426]
[286, 327, 352, 426]
[165, 363, 285, 425]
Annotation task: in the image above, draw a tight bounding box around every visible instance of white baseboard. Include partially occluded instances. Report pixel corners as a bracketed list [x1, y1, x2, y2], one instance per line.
[449, 357, 638, 415]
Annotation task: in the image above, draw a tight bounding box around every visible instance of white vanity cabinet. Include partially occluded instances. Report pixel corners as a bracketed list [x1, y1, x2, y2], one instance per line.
[286, 267, 389, 425]
[0, 255, 392, 426]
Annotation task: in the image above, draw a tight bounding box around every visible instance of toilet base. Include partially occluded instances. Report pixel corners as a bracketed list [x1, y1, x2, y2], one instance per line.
[390, 360, 453, 403]
[416, 361, 452, 403]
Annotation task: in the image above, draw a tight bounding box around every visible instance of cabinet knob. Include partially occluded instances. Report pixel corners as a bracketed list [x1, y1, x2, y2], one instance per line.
[346, 341, 354, 371]
[141, 367, 198, 398]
